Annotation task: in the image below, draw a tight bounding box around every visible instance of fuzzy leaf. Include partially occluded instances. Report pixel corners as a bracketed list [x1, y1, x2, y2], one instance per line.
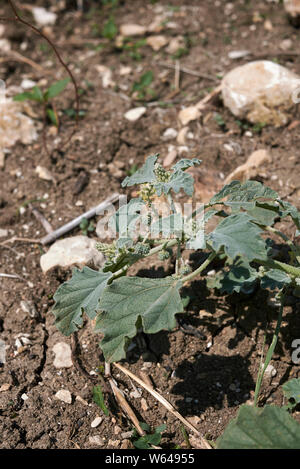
[208, 213, 267, 262]
[282, 379, 300, 408]
[210, 180, 278, 207]
[121, 155, 157, 187]
[213, 258, 258, 294]
[217, 405, 300, 449]
[278, 200, 300, 230]
[96, 276, 184, 362]
[52, 267, 112, 335]
[155, 170, 195, 197]
[260, 269, 292, 290]
[171, 158, 201, 172]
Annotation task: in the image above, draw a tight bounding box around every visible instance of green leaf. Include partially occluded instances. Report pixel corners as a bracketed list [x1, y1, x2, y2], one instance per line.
[132, 71, 153, 92]
[208, 213, 267, 262]
[246, 204, 279, 226]
[213, 258, 258, 294]
[46, 108, 58, 126]
[217, 405, 300, 449]
[155, 170, 195, 197]
[282, 379, 300, 408]
[260, 269, 292, 291]
[102, 16, 118, 40]
[93, 385, 109, 416]
[171, 158, 201, 172]
[96, 276, 184, 362]
[52, 267, 112, 335]
[210, 180, 278, 207]
[121, 155, 157, 187]
[14, 86, 44, 103]
[278, 200, 300, 230]
[45, 78, 70, 100]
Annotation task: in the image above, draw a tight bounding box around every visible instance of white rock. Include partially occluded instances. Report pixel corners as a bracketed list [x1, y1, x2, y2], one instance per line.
[0, 98, 38, 148]
[0, 150, 4, 169]
[40, 235, 104, 273]
[0, 228, 8, 237]
[52, 342, 73, 369]
[161, 127, 178, 140]
[55, 389, 72, 404]
[124, 107, 146, 122]
[224, 149, 272, 183]
[119, 66, 132, 76]
[166, 36, 185, 54]
[163, 147, 177, 167]
[95, 65, 115, 89]
[222, 61, 300, 127]
[146, 35, 168, 51]
[284, 0, 300, 24]
[35, 165, 56, 183]
[88, 436, 104, 446]
[120, 24, 147, 36]
[228, 50, 250, 60]
[0, 339, 6, 365]
[21, 393, 29, 401]
[91, 416, 103, 428]
[264, 364, 277, 378]
[32, 7, 57, 26]
[177, 126, 189, 145]
[0, 38, 11, 52]
[21, 79, 37, 90]
[178, 106, 201, 126]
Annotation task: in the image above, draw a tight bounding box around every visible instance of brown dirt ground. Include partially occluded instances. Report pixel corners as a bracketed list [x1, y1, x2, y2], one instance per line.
[0, 0, 300, 449]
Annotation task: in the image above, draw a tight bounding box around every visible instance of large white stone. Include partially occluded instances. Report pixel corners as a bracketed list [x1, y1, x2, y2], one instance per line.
[284, 0, 300, 24]
[222, 61, 300, 127]
[40, 235, 104, 273]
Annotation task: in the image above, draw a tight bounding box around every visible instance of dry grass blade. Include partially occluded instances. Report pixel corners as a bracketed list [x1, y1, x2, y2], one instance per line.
[195, 84, 222, 110]
[108, 378, 145, 437]
[113, 363, 212, 449]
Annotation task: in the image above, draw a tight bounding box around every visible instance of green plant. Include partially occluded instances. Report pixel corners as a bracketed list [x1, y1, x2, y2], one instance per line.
[102, 16, 118, 40]
[80, 217, 95, 236]
[132, 71, 156, 99]
[216, 378, 300, 449]
[132, 423, 166, 449]
[52, 154, 300, 398]
[14, 78, 70, 127]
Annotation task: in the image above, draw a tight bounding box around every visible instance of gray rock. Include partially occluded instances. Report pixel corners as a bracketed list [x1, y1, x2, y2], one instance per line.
[284, 0, 300, 25]
[222, 61, 300, 127]
[40, 235, 104, 273]
[55, 389, 72, 404]
[52, 342, 73, 369]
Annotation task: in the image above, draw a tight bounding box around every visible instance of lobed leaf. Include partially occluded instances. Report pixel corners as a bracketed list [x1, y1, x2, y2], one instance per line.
[217, 405, 300, 449]
[121, 155, 157, 187]
[95, 276, 184, 362]
[282, 378, 300, 408]
[208, 213, 267, 262]
[52, 267, 112, 335]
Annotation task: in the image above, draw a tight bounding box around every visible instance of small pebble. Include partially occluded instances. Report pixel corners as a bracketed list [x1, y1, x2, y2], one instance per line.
[91, 416, 102, 428]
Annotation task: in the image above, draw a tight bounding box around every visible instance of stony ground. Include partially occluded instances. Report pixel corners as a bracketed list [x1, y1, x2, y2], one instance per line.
[0, 0, 300, 449]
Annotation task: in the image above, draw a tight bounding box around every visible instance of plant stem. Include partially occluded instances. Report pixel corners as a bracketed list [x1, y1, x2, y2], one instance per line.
[175, 239, 181, 275]
[264, 225, 300, 264]
[182, 252, 217, 284]
[254, 258, 300, 278]
[254, 291, 285, 407]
